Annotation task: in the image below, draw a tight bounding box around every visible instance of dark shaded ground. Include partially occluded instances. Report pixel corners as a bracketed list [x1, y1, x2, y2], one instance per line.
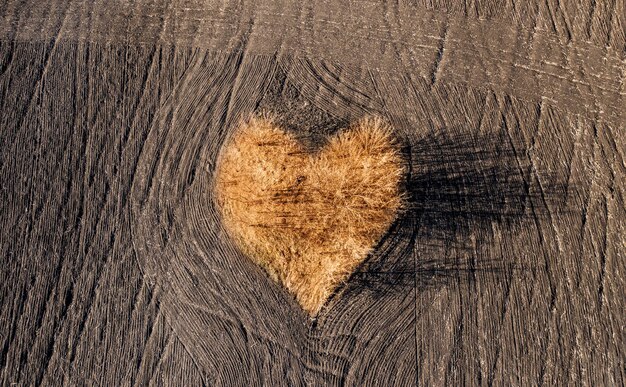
[1, 1, 624, 385]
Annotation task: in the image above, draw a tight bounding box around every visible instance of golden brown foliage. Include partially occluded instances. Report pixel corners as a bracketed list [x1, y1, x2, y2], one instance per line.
[214, 116, 405, 315]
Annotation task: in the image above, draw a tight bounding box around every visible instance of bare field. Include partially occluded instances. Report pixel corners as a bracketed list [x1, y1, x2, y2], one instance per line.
[1, 1, 624, 385]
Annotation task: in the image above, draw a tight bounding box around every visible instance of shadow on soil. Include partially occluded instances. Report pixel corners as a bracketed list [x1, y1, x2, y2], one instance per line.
[348, 128, 570, 298]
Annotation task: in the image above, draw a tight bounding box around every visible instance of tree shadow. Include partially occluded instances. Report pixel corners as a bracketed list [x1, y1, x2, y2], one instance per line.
[347, 128, 569, 297]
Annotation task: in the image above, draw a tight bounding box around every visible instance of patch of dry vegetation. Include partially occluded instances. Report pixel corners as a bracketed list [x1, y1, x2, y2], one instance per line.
[214, 115, 405, 315]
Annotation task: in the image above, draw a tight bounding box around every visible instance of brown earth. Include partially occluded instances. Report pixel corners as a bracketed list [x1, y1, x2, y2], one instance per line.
[0, 0, 624, 385]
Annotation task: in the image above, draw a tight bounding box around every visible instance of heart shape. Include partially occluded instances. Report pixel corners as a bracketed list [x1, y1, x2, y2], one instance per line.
[214, 116, 405, 315]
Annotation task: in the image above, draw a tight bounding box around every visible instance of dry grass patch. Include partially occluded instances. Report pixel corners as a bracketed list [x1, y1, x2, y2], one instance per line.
[214, 115, 405, 315]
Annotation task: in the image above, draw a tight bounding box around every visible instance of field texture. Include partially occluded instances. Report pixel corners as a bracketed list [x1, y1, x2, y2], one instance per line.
[1, 0, 624, 385]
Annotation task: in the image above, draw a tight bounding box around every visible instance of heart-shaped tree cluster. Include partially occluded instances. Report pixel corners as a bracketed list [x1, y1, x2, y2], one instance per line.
[214, 116, 405, 315]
